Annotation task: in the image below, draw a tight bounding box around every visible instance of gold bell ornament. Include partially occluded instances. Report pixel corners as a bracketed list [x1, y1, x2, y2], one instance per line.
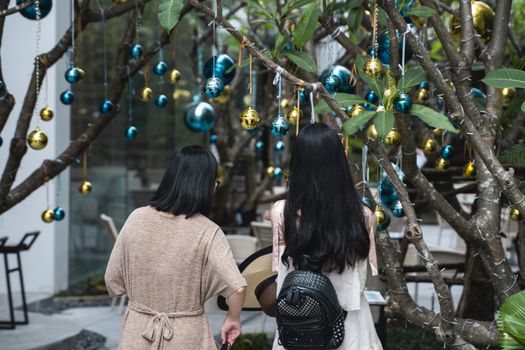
[510, 207, 522, 221]
[286, 106, 303, 125]
[415, 89, 430, 104]
[502, 88, 516, 108]
[422, 138, 437, 154]
[167, 69, 182, 85]
[40, 107, 54, 122]
[451, 1, 494, 42]
[211, 85, 231, 104]
[27, 127, 48, 150]
[374, 206, 386, 226]
[41, 209, 55, 223]
[172, 89, 191, 102]
[138, 86, 153, 102]
[363, 57, 383, 78]
[435, 157, 450, 171]
[240, 106, 260, 130]
[79, 180, 93, 195]
[384, 129, 401, 145]
[463, 161, 476, 178]
[348, 104, 366, 118]
[366, 124, 379, 139]
[266, 166, 275, 177]
[280, 98, 291, 111]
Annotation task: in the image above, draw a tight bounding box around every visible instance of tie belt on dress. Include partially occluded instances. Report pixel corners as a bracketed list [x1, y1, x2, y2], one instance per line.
[128, 300, 204, 350]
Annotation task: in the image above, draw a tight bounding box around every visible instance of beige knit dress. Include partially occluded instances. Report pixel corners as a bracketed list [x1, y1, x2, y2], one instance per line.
[105, 206, 247, 350]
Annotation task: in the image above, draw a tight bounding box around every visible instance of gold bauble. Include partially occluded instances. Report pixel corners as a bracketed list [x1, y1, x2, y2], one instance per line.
[77, 67, 86, 79]
[280, 98, 291, 111]
[502, 88, 516, 108]
[415, 88, 430, 104]
[79, 180, 93, 195]
[172, 89, 191, 102]
[217, 164, 224, 182]
[284, 170, 291, 182]
[510, 207, 522, 221]
[286, 106, 302, 125]
[27, 127, 48, 150]
[433, 128, 444, 137]
[463, 161, 477, 178]
[39, 107, 54, 122]
[435, 157, 450, 171]
[422, 138, 437, 154]
[167, 69, 182, 84]
[384, 129, 401, 145]
[138, 86, 153, 102]
[366, 124, 379, 139]
[364, 57, 383, 78]
[41, 209, 55, 223]
[349, 104, 366, 118]
[374, 206, 386, 226]
[450, 1, 494, 42]
[383, 88, 396, 100]
[266, 166, 275, 177]
[211, 85, 231, 104]
[240, 106, 260, 130]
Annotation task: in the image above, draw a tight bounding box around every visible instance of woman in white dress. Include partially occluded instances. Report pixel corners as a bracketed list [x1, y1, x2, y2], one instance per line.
[266, 123, 383, 350]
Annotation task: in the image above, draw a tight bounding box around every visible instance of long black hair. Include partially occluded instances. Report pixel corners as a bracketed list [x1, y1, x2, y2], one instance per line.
[149, 145, 217, 218]
[282, 123, 370, 273]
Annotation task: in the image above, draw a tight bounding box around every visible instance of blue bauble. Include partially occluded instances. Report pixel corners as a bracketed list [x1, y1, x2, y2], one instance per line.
[440, 145, 455, 160]
[471, 87, 486, 99]
[155, 94, 168, 108]
[99, 99, 113, 115]
[391, 200, 405, 218]
[203, 54, 236, 85]
[65, 67, 82, 84]
[184, 100, 216, 132]
[153, 61, 168, 76]
[53, 207, 66, 221]
[394, 92, 412, 113]
[273, 167, 283, 181]
[130, 43, 144, 59]
[125, 126, 138, 139]
[323, 74, 341, 94]
[377, 213, 391, 231]
[60, 90, 74, 105]
[210, 134, 218, 143]
[0, 80, 5, 94]
[363, 103, 376, 111]
[255, 140, 264, 152]
[274, 141, 285, 153]
[271, 116, 289, 138]
[18, 0, 52, 20]
[377, 29, 413, 66]
[299, 89, 309, 104]
[362, 197, 374, 210]
[321, 66, 353, 94]
[379, 176, 399, 209]
[366, 90, 379, 104]
[203, 77, 225, 99]
[419, 81, 430, 90]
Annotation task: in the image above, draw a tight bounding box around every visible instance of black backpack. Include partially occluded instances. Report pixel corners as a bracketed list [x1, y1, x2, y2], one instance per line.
[276, 270, 347, 349]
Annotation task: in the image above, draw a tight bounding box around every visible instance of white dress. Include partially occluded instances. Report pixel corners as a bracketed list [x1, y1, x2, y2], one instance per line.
[267, 200, 383, 350]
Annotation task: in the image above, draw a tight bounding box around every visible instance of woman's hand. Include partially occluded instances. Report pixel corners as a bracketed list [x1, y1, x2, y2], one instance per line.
[220, 314, 241, 345]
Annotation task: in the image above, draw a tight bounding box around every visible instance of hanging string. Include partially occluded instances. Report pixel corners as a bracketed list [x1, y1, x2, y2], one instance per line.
[46, 181, 50, 209]
[238, 37, 250, 67]
[127, 66, 133, 127]
[372, 0, 379, 57]
[82, 150, 88, 180]
[273, 67, 284, 116]
[251, 67, 257, 107]
[70, 0, 75, 67]
[75, 7, 82, 66]
[94, 0, 108, 98]
[248, 52, 253, 94]
[171, 30, 177, 61]
[296, 87, 301, 135]
[400, 28, 410, 88]
[197, 38, 203, 93]
[362, 145, 369, 195]
[310, 84, 317, 123]
[134, 0, 141, 42]
[34, 0, 42, 123]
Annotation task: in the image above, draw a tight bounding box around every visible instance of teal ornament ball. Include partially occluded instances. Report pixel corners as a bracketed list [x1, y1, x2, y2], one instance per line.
[377, 213, 391, 231]
[153, 61, 168, 76]
[419, 81, 430, 90]
[377, 29, 413, 66]
[271, 116, 290, 138]
[391, 200, 405, 218]
[65, 67, 82, 84]
[210, 134, 218, 143]
[394, 92, 412, 113]
[203, 77, 224, 99]
[273, 167, 283, 181]
[130, 43, 143, 59]
[18, 0, 52, 20]
[440, 145, 454, 160]
[379, 176, 399, 209]
[362, 197, 374, 210]
[184, 100, 215, 132]
[53, 207, 66, 221]
[366, 90, 379, 104]
[255, 140, 264, 152]
[155, 94, 168, 108]
[99, 99, 113, 115]
[203, 54, 236, 85]
[60, 90, 74, 105]
[320, 65, 353, 94]
[126, 126, 138, 139]
[323, 74, 341, 94]
[274, 141, 285, 153]
[299, 89, 309, 104]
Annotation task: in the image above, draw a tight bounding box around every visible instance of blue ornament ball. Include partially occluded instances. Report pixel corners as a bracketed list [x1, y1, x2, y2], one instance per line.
[394, 92, 412, 113]
[377, 29, 413, 66]
[210, 134, 218, 143]
[320, 66, 352, 94]
[274, 141, 285, 153]
[126, 126, 138, 139]
[363, 103, 376, 111]
[99, 99, 113, 115]
[60, 90, 74, 105]
[18, 0, 52, 20]
[203, 77, 225, 99]
[153, 61, 168, 76]
[271, 116, 290, 138]
[65, 67, 82, 84]
[155, 94, 168, 108]
[273, 167, 283, 181]
[323, 75, 341, 94]
[130, 43, 144, 59]
[53, 207, 66, 221]
[299, 89, 310, 104]
[440, 145, 455, 160]
[391, 200, 405, 218]
[255, 140, 264, 152]
[379, 176, 399, 209]
[184, 101, 216, 133]
[366, 90, 379, 104]
[419, 81, 430, 90]
[203, 54, 236, 85]
[0, 80, 5, 94]
[362, 197, 374, 210]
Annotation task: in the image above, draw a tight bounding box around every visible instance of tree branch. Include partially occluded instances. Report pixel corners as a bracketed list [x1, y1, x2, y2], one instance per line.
[0, 0, 35, 18]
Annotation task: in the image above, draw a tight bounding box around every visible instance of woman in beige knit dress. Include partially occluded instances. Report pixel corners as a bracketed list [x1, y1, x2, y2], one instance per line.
[105, 145, 247, 350]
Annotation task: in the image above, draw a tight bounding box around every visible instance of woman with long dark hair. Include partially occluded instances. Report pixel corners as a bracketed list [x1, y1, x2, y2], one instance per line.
[105, 145, 246, 349]
[267, 123, 382, 349]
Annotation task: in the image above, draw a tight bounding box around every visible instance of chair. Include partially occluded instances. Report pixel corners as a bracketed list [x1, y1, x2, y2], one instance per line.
[100, 214, 127, 314]
[250, 221, 272, 249]
[225, 235, 258, 265]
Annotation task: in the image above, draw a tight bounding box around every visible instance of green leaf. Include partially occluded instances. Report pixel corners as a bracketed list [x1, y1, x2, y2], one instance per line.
[347, 0, 364, 8]
[243, 0, 271, 17]
[521, 100, 525, 113]
[315, 94, 367, 114]
[374, 110, 395, 138]
[406, 6, 436, 18]
[355, 55, 385, 98]
[158, 0, 184, 33]
[482, 68, 525, 88]
[283, 0, 316, 13]
[398, 67, 427, 91]
[471, 61, 485, 71]
[293, 3, 320, 48]
[347, 8, 364, 31]
[343, 111, 376, 135]
[410, 104, 458, 133]
[498, 290, 525, 349]
[274, 34, 287, 55]
[498, 144, 525, 165]
[284, 51, 317, 73]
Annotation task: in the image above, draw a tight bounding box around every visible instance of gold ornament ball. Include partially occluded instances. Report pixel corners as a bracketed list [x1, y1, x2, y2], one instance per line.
[266, 166, 275, 177]
[240, 106, 260, 130]
[40, 107, 54, 122]
[167, 69, 182, 84]
[286, 106, 302, 125]
[284, 170, 291, 182]
[138, 86, 153, 102]
[172, 89, 191, 102]
[211, 85, 231, 104]
[510, 207, 522, 221]
[374, 206, 386, 226]
[433, 128, 444, 137]
[79, 180, 93, 195]
[27, 127, 48, 150]
[435, 157, 450, 171]
[41, 209, 55, 223]
[366, 124, 379, 139]
[463, 161, 477, 178]
[422, 138, 437, 154]
[502, 88, 516, 108]
[384, 129, 401, 145]
[77, 67, 86, 79]
[280, 98, 291, 111]
[349, 104, 366, 118]
[415, 88, 430, 104]
[451, 1, 494, 42]
[364, 57, 383, 78]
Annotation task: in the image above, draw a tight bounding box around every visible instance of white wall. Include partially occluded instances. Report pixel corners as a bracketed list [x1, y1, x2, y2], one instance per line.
[0, 3, 70, 294]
